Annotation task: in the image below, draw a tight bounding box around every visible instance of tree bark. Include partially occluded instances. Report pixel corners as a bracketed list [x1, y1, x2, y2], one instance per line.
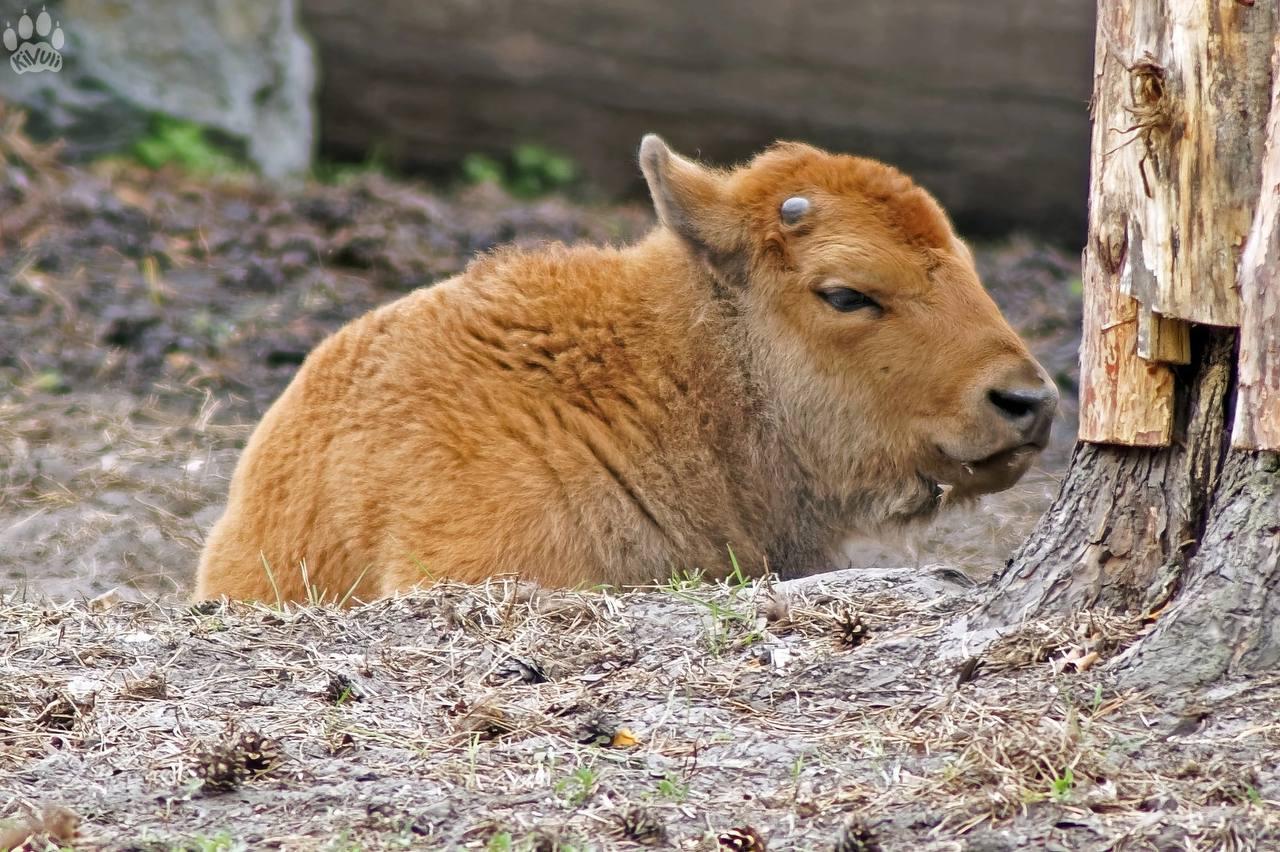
[980, 0, 1280, 692]
[1118, 448, 1280, 690]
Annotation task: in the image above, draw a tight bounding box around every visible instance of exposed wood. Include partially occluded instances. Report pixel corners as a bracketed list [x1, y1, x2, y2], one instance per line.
[1075, 6, 1172, 440]
[1079, 0, 1276, 442]
[1123, 205, 1190, 365]
[1078, 259, 1176, 444]
[1232, 42, 1280, 451]
[1079, 13, 1176, 445]
[1117, 187, 1191, 365]
[1098, 0, 1272, 327]
[1135, 308, 1190, 364]
[298, 0, 1094, 240]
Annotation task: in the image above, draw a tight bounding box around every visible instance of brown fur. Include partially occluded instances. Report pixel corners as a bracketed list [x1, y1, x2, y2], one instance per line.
[196, 137, 1056, 603]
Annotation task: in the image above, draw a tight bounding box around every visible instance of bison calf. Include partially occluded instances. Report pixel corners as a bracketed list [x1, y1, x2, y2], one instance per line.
[196, 136, 1056, 603]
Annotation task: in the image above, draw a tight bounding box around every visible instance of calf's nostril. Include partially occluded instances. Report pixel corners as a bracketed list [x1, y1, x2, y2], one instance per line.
[988, 388, 1041, 421]
[986, 385, 1056, 447]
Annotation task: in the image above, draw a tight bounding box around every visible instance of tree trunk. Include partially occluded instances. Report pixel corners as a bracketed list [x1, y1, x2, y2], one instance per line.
[980, 0, 1280, 692]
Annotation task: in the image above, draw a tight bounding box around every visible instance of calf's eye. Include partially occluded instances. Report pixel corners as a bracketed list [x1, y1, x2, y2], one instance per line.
[818, 287, 879, 313]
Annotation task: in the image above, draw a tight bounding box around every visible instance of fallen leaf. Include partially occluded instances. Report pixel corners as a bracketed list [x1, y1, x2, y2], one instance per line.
[611, 727, 640, 748]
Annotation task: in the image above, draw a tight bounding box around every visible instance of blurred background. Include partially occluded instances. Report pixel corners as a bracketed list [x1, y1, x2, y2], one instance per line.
[0, 0, 1091, 602]
[1, 0, 1094, 240]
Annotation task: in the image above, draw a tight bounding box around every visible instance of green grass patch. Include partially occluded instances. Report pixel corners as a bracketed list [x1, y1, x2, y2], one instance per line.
[462, 143, 578, 198]
[132, 115, 246, 176]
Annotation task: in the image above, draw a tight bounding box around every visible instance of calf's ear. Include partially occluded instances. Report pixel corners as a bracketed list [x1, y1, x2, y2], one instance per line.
[640, 135, 743, 261]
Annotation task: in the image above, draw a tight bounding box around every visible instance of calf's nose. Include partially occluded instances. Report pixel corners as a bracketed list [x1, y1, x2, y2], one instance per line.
[986, 384, 1056, 448]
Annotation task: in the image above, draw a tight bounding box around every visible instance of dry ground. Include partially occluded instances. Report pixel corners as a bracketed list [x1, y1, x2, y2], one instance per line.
[6, 108, 1276, 851]
[3, 572, 1277, 850]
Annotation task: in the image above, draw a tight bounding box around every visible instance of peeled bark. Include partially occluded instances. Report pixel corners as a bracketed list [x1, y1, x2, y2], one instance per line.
[1233, 55, 1280, 451]
[980, 0, 1280, 692]
[1077, 0, 1275, 444]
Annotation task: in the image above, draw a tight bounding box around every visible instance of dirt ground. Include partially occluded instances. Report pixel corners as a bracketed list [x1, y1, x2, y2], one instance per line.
[3, 571, 1277, 851]
[7, 111, 1275, 851]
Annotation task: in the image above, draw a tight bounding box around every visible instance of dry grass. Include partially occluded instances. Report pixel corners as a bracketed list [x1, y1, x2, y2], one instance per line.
[0, 390, 249, 602]
[2, 568, 1276, 850]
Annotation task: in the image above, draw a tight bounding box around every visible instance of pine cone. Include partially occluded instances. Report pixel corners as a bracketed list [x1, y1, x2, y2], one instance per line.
[34, 693, 80, 730]
[188, 600, 222, 616]
[459, 701, 516, 740]
[324, 672, 363, 704]
[193, 744, 246, 792]
[574, 710, 619, 746]
[122, 671, 168, 700]
[718, 826, 767, 851]
[832, 610, 869, 650]
[833, 818, 880, 852]
[193, 728, 281, 791]
[613, 806, 666, 846]
[232, 728, 282, 775]
[489, 655, 548, 685]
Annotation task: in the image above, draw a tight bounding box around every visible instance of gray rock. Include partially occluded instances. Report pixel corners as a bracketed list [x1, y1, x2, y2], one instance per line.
[0, 0, 315, 177]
